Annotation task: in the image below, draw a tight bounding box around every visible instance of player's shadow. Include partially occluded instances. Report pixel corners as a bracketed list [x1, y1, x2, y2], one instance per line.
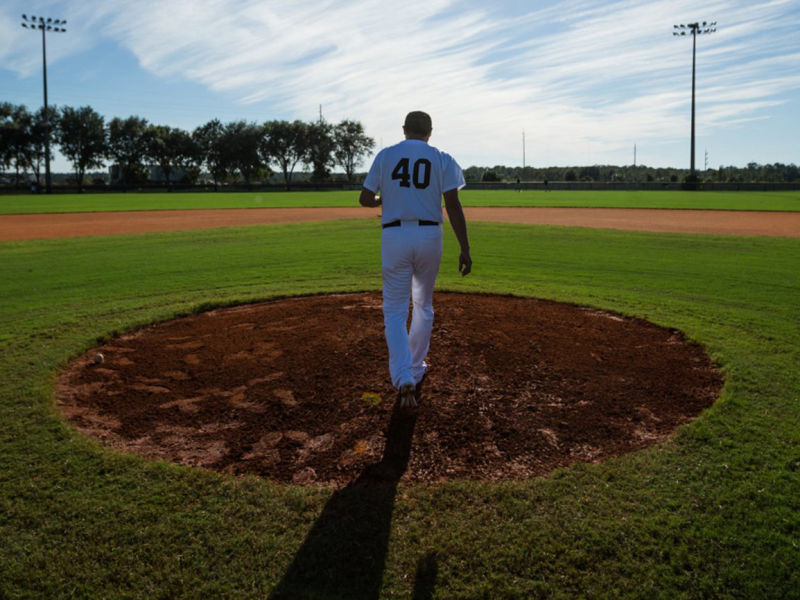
[269, 401, 434, 599]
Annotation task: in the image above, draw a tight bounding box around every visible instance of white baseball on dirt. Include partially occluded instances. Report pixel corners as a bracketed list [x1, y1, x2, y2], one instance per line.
[92, 353, 104, 365]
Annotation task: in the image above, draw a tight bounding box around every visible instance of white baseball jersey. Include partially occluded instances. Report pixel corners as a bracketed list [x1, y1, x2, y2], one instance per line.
[363, 139, 465, 225]
[363, 138, 465, 390]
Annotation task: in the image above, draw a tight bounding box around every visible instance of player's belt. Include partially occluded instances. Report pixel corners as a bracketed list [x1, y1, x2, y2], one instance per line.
[382, 220, 439, 229]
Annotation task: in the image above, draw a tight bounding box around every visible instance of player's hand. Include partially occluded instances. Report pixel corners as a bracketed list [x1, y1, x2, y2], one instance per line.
[459, 251, 472, 276]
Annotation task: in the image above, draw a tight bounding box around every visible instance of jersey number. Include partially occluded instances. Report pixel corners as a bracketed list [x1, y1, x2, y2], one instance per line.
[391, 158, 431, 189]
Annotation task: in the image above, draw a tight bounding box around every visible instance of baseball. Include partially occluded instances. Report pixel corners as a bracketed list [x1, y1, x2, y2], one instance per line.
[92, 353, 104, 365]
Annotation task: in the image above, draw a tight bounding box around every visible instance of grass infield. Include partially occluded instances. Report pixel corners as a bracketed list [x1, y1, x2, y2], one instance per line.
[1, 188, 799, 214]
[1, 218, 799, 597]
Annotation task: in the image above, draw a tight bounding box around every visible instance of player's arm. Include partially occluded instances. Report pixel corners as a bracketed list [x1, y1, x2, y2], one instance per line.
[443, 188, 472, 276]
[359, 187, 382, 208]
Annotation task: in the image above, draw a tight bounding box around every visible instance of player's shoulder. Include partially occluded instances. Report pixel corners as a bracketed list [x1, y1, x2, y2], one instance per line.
[374, 140, 408, 160]
[410, 140, 457, 161]
[433, 146, 457, 161]
[373, 144, 392, 160]
[426, 144, 460, 168]
[380, 140, 460, 166]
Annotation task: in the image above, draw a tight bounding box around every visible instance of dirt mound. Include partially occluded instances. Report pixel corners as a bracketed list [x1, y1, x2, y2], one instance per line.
[56, 293, 722, 488]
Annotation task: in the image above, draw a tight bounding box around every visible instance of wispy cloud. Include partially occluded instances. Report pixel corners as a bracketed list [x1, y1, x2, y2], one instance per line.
[2, 0, 798, 167]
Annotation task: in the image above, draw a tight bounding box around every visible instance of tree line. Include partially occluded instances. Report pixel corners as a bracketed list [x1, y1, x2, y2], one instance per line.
[466, 161, 799, 184]
[0, 102, 375, 189]
[4, 101, 796, 189]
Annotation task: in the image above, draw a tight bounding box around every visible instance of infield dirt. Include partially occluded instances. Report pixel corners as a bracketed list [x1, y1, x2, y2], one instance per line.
[57, 292, 723, 488]
[2, 206, 800, 240]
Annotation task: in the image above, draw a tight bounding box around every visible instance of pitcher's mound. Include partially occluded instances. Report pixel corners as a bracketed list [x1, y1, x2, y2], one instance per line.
[56, 293, 722, 487]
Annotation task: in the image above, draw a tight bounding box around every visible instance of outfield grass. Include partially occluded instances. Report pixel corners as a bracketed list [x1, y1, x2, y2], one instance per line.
[1, 189, 799, 214]
[1, 219, 799, 598]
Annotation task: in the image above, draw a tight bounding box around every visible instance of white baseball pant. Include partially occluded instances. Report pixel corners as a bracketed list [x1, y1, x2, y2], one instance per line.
[381, 221, 443, 388]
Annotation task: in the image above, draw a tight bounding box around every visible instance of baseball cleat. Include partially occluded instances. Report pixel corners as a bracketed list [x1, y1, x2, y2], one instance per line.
[399, 382, 417, 408]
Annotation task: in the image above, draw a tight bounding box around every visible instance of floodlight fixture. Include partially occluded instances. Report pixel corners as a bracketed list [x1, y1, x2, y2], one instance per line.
[20, 14, 67, 194]
[673, 20, 716, 177]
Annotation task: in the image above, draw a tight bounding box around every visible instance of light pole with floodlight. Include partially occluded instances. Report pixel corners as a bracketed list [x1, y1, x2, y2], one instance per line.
[21, 14, 67, 194]
[673, 21, 716, 178]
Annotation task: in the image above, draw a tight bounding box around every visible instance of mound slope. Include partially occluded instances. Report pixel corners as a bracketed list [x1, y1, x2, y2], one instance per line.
[57, 293, 722, 487]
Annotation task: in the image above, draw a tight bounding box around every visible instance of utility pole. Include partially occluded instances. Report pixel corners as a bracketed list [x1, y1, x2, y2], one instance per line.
[522, 130, 526, 169]
[21, 14, 67, 194]
[673, 21, 716, 178]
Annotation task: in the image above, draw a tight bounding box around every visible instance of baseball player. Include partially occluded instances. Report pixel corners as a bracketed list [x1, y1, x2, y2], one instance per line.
[359, 111, 472, 408]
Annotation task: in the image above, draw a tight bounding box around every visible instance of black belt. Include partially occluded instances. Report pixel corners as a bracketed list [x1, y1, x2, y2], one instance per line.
[382, 220, 439, 229]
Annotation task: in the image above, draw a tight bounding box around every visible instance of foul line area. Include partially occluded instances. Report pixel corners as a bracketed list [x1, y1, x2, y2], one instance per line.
[1, 207, 799, 241]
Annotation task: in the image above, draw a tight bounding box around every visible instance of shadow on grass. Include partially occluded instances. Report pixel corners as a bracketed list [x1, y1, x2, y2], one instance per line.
[412, 551, 439, 600]
[269, 401, 437, 599]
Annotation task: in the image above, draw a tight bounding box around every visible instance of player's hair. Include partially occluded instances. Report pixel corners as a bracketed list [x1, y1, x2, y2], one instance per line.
[403, 111, 432, 136]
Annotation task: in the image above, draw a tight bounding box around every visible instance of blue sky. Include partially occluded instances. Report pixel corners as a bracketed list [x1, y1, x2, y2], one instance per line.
[2, 0, 799, 173]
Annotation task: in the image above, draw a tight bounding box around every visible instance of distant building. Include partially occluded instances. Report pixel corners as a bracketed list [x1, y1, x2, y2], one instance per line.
[149, 165, 187, 183]
[108, 164, 186, 183]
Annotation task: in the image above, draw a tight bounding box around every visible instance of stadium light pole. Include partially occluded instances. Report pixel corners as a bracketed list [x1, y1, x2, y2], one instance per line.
[21, 14, 67, 194]
[673, 21, 716, 178]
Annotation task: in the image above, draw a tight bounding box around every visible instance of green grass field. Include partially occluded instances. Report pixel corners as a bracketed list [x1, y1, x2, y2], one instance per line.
[1, 210, 799, 597]
[1, 188, 800, 214]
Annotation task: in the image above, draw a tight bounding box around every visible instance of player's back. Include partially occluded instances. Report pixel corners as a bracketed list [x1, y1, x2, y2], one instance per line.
[366, 139, 463, 224]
